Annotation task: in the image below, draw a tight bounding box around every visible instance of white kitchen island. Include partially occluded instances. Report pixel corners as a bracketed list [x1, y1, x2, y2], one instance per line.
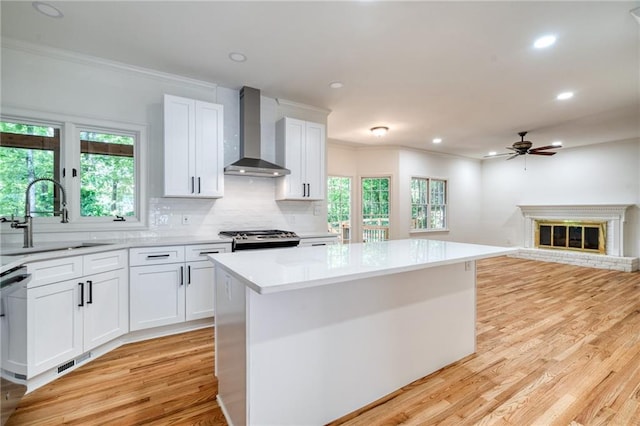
[209, 239, 515, 425]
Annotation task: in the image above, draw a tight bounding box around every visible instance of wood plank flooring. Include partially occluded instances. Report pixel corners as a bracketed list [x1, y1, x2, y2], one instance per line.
[7, 256, 640, 425]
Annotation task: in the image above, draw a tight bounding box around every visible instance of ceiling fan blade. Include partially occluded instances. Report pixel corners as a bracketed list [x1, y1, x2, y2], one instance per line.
[505, 154, 520, 160]
[505, 146, 516, 151]
[529, 151, 557, 156]
[484, 152, 514, 158]
[529, 145, 559, 152]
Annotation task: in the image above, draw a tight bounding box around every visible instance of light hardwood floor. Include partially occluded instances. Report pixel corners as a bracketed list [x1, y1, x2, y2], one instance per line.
[7, 256, 640, 425]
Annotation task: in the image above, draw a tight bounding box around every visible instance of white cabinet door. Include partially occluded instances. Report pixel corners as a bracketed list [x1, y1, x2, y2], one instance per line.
[164, 94, 224, 198]
[298, 236, 338, 247]
[130, 264, 185, 331]
[304, 122, 326, 200]
[195, 101, 224, 197]
[83, 268, 129, 351]
[164, 94, 194, 197]
[276, 117, 326, 201]
[28, 279, 83, 377]
[186, 261, 215, 321]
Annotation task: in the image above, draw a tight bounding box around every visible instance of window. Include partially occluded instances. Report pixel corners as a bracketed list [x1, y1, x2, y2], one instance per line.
[0, 121, 61, 217]
[361, 177, 390, 242]
[79, 130, 135, 217]
[411, 177, 447, 231]
[1, 115, 145, 228]
[327, 176, 351, 243]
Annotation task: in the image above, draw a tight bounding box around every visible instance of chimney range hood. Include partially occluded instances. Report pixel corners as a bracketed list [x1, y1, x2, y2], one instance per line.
[224, 86, 290, 177]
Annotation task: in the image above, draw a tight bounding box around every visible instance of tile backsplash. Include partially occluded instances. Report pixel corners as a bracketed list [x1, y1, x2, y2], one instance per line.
[1, 176, 326, 245]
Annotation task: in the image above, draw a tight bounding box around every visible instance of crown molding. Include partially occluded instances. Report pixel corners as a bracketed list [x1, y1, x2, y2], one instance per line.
[2, 38, 218, 90]
[276, 98, 331, 115]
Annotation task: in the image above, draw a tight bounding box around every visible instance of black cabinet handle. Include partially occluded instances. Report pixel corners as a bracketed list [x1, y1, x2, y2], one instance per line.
[302, 183, 306, 197]
[180, 266, 184, 286]
[78, 282, 84, 307]
[198, 177, 201, 194]
[307, 183, 310, 197]
[199, 250, 219, 255]
[147, 254, 170, 259]
[87, 280, 93, 304]
[191, 176, 195, 194]
[187, 265, 191, 285]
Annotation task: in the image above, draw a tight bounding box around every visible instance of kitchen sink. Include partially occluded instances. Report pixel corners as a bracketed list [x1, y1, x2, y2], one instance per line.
[2, 242, 112, 257]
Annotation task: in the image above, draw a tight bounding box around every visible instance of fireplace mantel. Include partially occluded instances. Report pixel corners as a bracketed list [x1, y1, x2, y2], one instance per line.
[518, 204, 633, 257]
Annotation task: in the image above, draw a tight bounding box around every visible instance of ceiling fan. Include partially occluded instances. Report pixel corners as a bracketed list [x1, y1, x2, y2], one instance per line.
[486, 132, 561, 160]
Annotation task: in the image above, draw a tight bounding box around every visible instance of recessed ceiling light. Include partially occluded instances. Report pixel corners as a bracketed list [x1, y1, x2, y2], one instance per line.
[551, 141, 563, 147]
[533, 35, 556, 49]
[329, 81, 344, 89]
[488, 151, 497, 156]
[556, 91, 574, 100]
[432, 138, 442, 144]
[32, 1, 63, 18]
[370, 126, 389, 137]
[229, 52, 247, 62]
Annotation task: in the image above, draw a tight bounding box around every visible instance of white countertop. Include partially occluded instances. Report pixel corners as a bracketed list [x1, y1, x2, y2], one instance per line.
[0, 236, 232, 273]
[209, 239, 516, 294]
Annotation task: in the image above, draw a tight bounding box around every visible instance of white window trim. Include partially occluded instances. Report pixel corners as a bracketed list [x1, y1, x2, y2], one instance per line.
[410, 176, 448, 232]
[1, 107, 148, 233]
[359, 174, 392, 243]
[327, 175, 354, 243]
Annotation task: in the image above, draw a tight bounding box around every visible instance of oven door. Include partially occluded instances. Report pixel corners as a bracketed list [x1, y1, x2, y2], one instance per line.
[1, 266, 29, 425]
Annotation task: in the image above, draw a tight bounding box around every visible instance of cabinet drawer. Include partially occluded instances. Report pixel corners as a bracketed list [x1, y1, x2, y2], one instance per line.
[84, 250, 128, 275]
[26, 256, 83, 288]
[129, 246, 185, 266]
[185, 243, 230, 262]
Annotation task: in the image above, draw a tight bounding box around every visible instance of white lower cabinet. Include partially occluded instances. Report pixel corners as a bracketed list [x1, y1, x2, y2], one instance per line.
[129, 263, 185, 331]
[18, 250, 129, 379]
[129, 243, 229, 331]
[186, 260, 215, 321]
[298, 236, 339, 247]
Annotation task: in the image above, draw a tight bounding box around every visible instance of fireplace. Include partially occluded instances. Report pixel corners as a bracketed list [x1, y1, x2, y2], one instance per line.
[514, 204, 637, 272]
[535, 220, 606, 254]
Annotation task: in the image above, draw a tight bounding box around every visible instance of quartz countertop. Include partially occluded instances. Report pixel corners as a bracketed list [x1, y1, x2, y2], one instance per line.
[209, 239, 516, 294]
[1, 236, 232, 273]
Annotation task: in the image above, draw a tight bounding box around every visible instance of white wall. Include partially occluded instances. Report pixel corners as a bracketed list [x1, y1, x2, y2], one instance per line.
[0, 41, 327, 244]
[479, 138, 640, 256]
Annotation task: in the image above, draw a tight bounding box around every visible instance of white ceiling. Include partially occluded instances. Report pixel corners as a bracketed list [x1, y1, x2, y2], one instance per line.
[2, 1, 639, 159]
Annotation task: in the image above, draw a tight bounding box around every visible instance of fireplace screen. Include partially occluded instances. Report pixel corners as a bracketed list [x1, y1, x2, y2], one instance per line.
[536, 220, 606, 254]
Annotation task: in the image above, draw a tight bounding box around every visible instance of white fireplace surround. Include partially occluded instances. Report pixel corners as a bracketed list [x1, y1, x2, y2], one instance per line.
[514, 204, 638, 272]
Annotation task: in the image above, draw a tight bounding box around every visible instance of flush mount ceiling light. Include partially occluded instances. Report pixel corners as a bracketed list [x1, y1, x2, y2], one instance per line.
[533, 35, 556, 49]
[556, 91, 574, 100]
[432, 138, 442, 144]
[228, 52, 247, 62]
[329, 81, 344, 89]
[32, 1, 63, 18]
[370, 126, 389, 137]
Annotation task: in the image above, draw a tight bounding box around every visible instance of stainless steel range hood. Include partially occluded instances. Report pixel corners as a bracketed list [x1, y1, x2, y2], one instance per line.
[224, 86, 290, 177]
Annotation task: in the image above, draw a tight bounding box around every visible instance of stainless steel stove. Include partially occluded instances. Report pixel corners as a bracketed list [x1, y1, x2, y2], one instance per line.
[219, 229, 300, 251]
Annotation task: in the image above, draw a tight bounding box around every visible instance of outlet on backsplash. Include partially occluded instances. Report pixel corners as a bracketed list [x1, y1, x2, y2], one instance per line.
[181, 214, 191, 225]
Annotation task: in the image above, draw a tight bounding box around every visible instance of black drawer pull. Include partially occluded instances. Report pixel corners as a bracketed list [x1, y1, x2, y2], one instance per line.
[199, 250, 220, 255]
[147, 254, 170, 259]
[78, 282, 84, 307]
[87, 280, 93, 304]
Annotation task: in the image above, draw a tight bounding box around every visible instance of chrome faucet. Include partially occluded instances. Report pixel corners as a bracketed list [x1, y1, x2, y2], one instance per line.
[10, 178, 69, 248]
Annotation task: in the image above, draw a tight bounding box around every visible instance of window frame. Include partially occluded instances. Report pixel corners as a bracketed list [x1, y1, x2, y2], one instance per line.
[360, 175, 391, 242]
[1, 108, 148, 232]
[327, 175, 353, 244]
[410, 176, 448, 233]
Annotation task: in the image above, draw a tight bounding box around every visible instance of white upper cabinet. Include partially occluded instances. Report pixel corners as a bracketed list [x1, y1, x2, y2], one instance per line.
[164, 94, 224, 198]
[276, 117, 326, 200]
